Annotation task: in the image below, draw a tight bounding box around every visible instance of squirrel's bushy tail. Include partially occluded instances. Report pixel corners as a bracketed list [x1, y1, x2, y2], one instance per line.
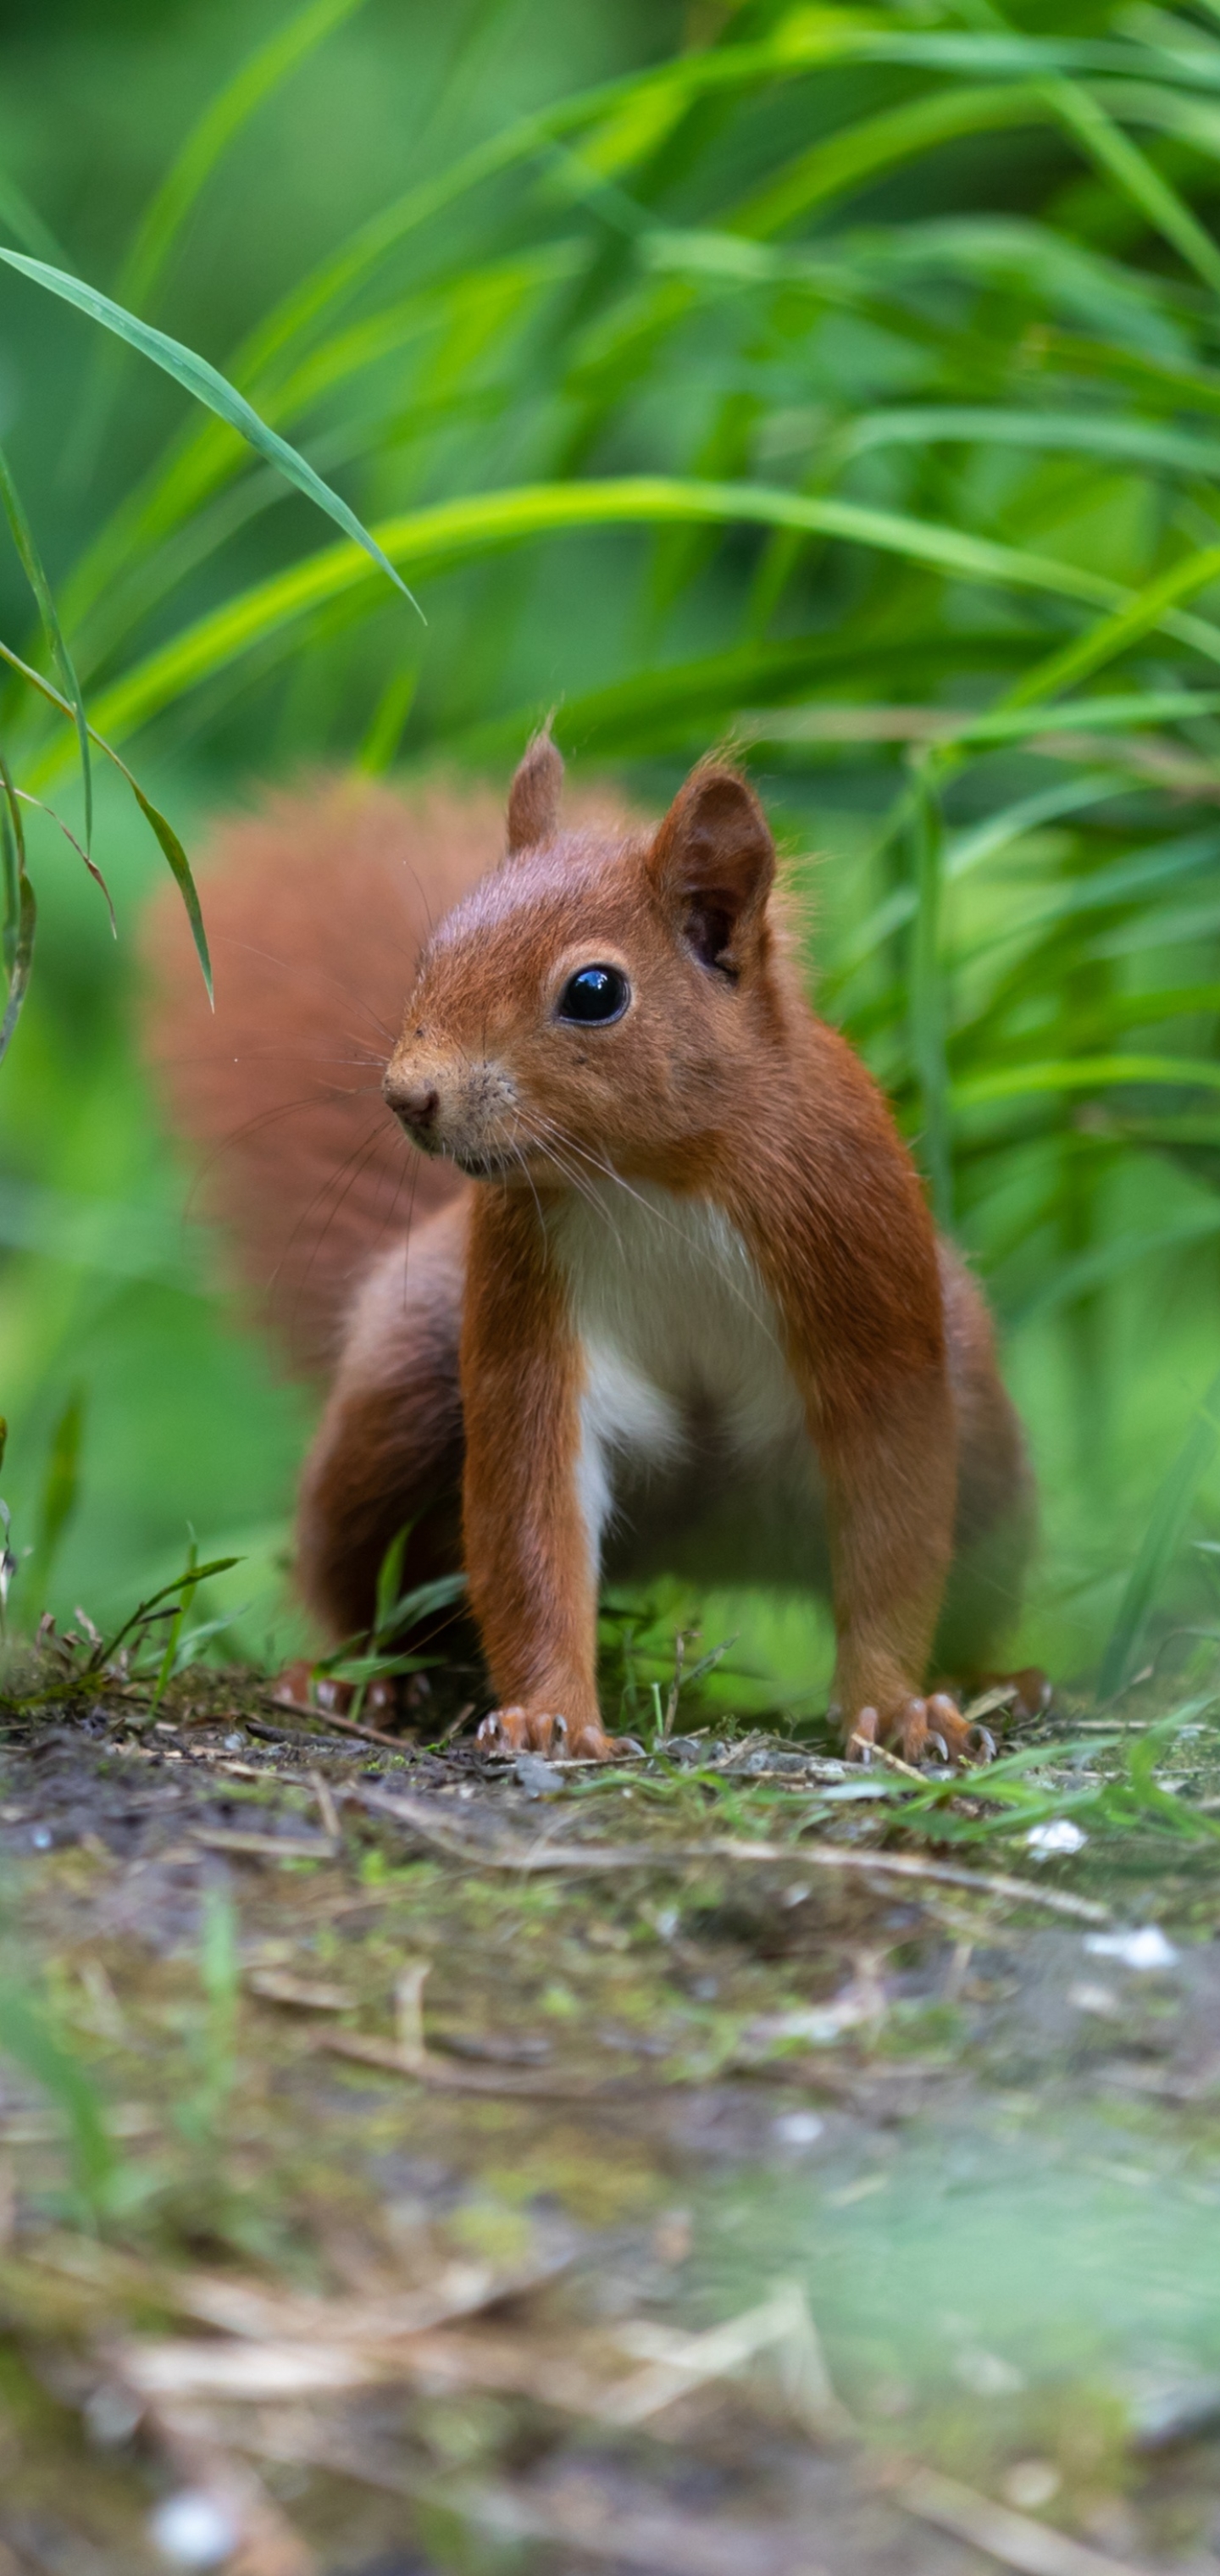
[141, 775, 495, 1370]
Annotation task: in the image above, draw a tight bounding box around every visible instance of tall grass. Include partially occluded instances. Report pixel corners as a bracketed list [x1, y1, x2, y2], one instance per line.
[1, 0, 1218, 1688]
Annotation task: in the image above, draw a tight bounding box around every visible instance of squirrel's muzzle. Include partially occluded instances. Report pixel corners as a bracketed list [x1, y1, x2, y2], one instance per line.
[384, 1069, 441, 1148]
[384, 1046, 521, 1170]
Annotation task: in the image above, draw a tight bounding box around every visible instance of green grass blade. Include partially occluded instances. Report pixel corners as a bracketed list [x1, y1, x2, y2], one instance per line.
[908, 767, 952, 1224]
[0, 164, 65, 265]
[838, 404, 1220, 478]
[70, 0, 373, 485]
[222, 19, 890, 386]
[732, 84, 1051, 236]
[30, 1386, 85, 1610]
[122, 767, 212, 1006]
[0, 440, 92, 850]
[117, 0, 370, 322]
[1043, 73, 1220, 299]
[66, 472, 1188, 759]
[1005, 550, 1220, 713]
[1007, 1209, 1220, 1327]
[955, 1053, 1220, 1107]
[1098, 1362, 1220, 1696]
[0, 641, 211, 1001]
[0, 249, 420, 617]
[0, 748, 34, 1068]
[0, 1984, 115, 2223]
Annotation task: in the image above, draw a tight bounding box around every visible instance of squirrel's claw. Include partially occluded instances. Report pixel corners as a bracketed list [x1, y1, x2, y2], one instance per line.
[847, 1690, 991, 1770]
[476, 1704, 629, 1762]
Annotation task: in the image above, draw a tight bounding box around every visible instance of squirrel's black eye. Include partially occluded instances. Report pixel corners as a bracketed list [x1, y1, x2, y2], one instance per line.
[557, 963, 629, 1025]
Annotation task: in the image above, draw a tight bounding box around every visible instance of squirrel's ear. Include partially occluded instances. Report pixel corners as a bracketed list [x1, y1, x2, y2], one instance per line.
[507, 728, 564, 852]
[648, 764, 774, 974]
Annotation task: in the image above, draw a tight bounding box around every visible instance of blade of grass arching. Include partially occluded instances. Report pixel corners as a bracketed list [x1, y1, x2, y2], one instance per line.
[837, 404, 1220, 479]
[72, 0, 373, 483]
[1006, 1208, 1220, 1329]
[731, 84, 1053, 236]
[312, 1572, 468, 1679]
[55, 20, 843, 614]
[1003, 551, 1220, 714]
[0, 641, 211, 999]
[58, 239, 576, 652]
[830, 774, 1126, 988]
[956, 1054, 1220, 1107]
[220, 15, 890, 386]
[1098, 1363, 1220, 1698]
[908, 765, 953, 1225]
[0, 749, 34, 1068]
[0, 251, 421, 616]
[742, 691, 1220, 757]
[67, 473, 1179, 759]
[1040, 74, 1220, 300]
[92, 1556, 241, 1673]
[0, 441, 92, 851]
[455, 631, 1034, 766]
[119, 0, 370, 323]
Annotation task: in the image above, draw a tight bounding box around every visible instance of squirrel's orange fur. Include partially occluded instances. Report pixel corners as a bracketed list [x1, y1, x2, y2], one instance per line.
[144, 743, 1037, 1763]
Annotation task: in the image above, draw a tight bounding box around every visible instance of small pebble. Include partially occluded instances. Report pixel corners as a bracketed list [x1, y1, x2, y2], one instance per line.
[1085, 1924, 1178, 1972]
[772, 2110, 824, 2148]
[149, 2490, 239, 2568]
[85, 2383, 142, 2446]
[1001, 2459, 1061, 2510]
[514, 1752, 564, 1798]
[1067, 1981, 1119, 2018]
[1025, 1819, 1086, 1857]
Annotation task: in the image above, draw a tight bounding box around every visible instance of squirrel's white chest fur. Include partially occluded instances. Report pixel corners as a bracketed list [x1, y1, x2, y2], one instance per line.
[552, 1181, 809, 1573]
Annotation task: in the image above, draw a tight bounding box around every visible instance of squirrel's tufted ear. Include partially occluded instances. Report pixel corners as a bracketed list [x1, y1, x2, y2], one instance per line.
[507, 727, 564, 852]
[648, 764, 774, 976]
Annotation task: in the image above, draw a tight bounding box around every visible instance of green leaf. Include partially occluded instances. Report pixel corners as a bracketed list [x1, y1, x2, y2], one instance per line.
[0, 248, 421, 619]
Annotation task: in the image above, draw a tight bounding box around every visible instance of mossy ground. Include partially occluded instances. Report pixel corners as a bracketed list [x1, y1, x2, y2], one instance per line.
[1, 1664, 1219, 2573]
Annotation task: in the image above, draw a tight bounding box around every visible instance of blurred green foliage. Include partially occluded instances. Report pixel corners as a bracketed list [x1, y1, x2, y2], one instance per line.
[1, 0, 1219, 1703]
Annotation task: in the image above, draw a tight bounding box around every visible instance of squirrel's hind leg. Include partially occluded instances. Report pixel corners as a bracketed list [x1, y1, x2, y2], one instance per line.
[297, 1199, 469, 1645]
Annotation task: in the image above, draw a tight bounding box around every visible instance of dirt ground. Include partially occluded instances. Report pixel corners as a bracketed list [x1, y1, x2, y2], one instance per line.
[1, 1663, 1219, 2576]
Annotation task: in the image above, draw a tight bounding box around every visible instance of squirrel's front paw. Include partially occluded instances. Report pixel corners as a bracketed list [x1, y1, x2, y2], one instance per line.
[476, 1704, 632, 1762]
[851, 1693, 992, 1769]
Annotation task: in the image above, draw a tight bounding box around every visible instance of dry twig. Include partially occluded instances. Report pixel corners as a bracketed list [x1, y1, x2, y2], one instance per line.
[352, 1786, 1110, 1921]
[898, 2468, 1159, 2576]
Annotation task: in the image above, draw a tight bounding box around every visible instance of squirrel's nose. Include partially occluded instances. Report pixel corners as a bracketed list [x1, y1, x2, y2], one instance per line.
[385, 1072, 440, 1143]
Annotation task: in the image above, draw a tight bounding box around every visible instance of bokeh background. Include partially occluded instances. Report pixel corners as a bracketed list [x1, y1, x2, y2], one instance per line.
[1, 0, 1218, 1713]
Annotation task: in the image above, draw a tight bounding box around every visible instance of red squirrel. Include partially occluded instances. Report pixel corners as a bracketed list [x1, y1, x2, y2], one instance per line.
[145, 738, 1039, 1765]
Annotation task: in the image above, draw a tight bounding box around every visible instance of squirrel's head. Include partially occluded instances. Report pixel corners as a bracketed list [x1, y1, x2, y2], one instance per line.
[383, 733, 782, 1187]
